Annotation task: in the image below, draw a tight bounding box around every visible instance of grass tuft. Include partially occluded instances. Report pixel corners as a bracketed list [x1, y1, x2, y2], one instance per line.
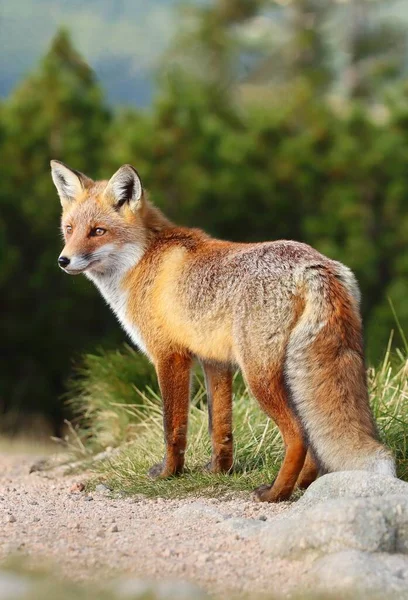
[67, 338, 408, 498]
[66, 345, 156, 451]
[369, 337, 408, 479]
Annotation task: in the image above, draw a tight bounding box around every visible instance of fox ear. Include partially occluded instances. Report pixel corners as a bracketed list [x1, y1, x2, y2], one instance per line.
[50, 160, 91, 207]
[104, 165, 143, 212]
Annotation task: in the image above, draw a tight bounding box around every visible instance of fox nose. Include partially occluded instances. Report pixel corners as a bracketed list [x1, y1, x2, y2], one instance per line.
[58, 256, 70, 268]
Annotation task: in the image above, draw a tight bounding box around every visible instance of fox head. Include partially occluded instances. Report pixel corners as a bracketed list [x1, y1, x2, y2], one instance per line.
[51, 161, 149, 276]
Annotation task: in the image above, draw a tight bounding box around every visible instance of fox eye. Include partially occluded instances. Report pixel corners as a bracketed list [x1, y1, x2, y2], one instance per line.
[66, 225, 72, 234]
[91, 227, 106, 237]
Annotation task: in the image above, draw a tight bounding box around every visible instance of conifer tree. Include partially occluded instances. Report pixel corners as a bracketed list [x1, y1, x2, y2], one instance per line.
[0, 30, 113, 430]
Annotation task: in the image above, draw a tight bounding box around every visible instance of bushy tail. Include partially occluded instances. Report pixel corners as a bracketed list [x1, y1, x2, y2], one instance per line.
[285, 264, 396, 476]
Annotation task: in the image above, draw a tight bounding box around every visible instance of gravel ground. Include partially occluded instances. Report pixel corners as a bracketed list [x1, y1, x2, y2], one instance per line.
[0, 452, 306, 598]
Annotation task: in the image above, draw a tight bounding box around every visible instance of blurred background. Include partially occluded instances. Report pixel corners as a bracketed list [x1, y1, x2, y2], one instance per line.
[1, 0, 408, 436]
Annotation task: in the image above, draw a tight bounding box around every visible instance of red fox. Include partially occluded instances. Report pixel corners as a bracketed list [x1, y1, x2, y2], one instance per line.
[51, 160, 396, 502]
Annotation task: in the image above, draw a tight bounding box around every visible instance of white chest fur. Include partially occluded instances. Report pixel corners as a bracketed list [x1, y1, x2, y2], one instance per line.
[93, 275, 147, 354]
[86, 244, 148, 355]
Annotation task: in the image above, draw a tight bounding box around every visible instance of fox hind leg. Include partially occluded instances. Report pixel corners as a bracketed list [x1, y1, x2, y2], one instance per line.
[296, 449, 319, 490]
[245, 366, 307, 502]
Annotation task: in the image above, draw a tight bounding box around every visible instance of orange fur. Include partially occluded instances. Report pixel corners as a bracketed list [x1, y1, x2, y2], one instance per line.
[51, 161, 396, 501]
[202, 362, 233, 474]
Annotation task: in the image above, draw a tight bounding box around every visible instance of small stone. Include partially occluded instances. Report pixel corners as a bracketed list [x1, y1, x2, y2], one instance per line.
[70, 482, 85, 493]
[258, 515, 267, 521]
[173, 502, 225, 523]
[29, 459, 49, 473]
[95, 483, 111, 494]
[96, 529, 105, 538]
[111, 524, 119, 533]
[84, 496, 94, 502]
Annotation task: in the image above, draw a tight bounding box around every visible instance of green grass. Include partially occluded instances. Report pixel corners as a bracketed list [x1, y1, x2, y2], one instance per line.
[66, 345, 157, 451]
[369, 339, 408, 479]
[67, 338, 408, 499]
[91, 378, 286, 498]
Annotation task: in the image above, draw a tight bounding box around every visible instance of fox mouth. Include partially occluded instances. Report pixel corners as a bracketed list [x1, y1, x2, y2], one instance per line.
[62, 259, 101, 275]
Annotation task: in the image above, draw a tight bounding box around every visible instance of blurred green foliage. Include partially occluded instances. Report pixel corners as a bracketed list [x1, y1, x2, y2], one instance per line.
[0, 31, 120, 429]
[1, 1, 408, 429]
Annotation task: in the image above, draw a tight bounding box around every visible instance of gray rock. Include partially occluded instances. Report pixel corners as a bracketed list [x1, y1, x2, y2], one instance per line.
[381, 497, 408, 554]
[218, 517, 267, 539]
[114, 578, 208, 599]
[262, 497, 394, 559]
[259, 471, 408, 564]
[95, 483, 111, 494]
[29, 458, 50, 473]
[257, 470, 408, 597]
[298, 471, 408, 508]
[380, 553, 408, 582]
[0, 572, 31, 599]
[307, 550, 408, 598]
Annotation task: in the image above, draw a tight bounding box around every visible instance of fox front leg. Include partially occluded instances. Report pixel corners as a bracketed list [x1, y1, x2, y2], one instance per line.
[149, 353, 192, 479]
[202, 362, 233, 474]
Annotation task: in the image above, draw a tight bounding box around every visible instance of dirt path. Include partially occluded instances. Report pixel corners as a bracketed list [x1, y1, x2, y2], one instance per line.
[0, 451, 304, 597]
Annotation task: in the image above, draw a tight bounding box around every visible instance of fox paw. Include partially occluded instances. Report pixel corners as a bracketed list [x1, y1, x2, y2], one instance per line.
[148, 463, 166, 479]
[253, 484, 274, 502]
[252, 480, 291, 503]
[148, 462, 183, 479]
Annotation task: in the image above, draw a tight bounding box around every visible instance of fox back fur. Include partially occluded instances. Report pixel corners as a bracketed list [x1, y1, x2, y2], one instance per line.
[51, 161, 396, 502]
